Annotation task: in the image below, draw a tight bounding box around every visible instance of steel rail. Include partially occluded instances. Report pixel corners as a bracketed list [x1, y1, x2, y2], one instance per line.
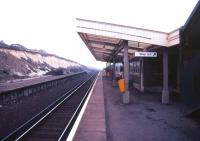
[58, 73, 97, 141]
[1, 73, 96, 141]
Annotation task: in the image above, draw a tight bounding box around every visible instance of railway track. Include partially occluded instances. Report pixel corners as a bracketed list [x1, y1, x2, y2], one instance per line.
[2, 72, 98, 141]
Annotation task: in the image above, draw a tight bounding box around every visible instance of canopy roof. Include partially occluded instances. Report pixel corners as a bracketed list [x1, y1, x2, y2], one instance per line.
[76, 18, 180, 62]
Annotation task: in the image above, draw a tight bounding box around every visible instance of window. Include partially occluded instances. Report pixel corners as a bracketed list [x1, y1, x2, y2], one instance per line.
[130, 61, 140, 73]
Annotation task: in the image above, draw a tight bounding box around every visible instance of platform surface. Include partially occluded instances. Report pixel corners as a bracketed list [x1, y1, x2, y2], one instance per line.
[73, 73, 107, 141]
[74, 73, 200, 141]
[103, 77, 200, 141]
[0, 72, 83, 93]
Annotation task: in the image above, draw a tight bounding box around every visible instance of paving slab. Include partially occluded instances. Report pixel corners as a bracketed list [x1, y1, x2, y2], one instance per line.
[74, 74, 200, 141]
[73, 73, 107, 141]
[103, 77, 200, 141]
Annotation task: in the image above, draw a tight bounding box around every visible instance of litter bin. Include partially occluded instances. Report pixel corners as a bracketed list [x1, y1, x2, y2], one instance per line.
[118, 79, 125, 93]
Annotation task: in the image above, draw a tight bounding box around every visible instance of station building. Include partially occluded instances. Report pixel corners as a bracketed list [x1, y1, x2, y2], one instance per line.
[76, 1, 200, 112]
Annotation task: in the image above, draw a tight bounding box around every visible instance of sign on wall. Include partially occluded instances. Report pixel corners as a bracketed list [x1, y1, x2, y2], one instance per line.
[135, 52, 157, 57]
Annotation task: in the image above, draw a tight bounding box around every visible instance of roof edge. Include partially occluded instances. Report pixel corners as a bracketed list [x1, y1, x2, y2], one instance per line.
[76, 18, 169, 34]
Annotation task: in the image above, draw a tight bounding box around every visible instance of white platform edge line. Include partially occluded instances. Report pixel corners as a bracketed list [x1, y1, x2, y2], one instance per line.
[66, 72, 100, 141]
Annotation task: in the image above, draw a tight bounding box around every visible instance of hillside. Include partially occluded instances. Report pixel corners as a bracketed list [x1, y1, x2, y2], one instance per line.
[0, 41, 86, 82]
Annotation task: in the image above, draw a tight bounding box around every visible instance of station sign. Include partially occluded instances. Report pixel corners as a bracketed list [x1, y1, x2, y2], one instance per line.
[135, 52, 157, 57]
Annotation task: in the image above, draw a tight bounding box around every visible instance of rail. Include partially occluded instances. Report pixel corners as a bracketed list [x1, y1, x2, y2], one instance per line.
[1, 72, 98, 141]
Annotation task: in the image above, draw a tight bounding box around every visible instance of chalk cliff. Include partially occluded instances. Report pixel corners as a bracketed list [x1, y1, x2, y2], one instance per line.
[0, 41, 85, 82]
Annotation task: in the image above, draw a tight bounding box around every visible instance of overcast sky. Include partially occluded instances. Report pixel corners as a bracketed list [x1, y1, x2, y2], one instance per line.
[0, 0, 198, 69]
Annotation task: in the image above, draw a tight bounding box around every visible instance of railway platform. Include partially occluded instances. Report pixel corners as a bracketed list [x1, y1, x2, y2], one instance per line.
[73, 72, 107, 141]
[0, 72, 83, 93]
[73, 72, 200, 141]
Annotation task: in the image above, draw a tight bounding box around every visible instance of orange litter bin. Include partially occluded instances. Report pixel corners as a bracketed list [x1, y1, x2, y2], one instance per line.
[118, 79, 125, 93]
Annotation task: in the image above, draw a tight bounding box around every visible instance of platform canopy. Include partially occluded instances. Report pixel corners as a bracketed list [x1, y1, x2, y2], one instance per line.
[76, 18, 180, 62]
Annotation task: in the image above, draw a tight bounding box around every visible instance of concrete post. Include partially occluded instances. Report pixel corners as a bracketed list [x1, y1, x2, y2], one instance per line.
[162, 47, 169, 104]
[177, 60, 180, 91]
[112, 57, 116, 85]
[140, 58, 144, 92]
[123, 40, 130, 104]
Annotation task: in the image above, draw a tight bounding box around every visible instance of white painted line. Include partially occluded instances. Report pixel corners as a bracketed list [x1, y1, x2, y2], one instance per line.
[66, 72, 100, 141]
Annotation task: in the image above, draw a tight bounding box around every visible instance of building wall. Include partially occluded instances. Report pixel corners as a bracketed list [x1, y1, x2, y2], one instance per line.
[130, 46, 180, 93]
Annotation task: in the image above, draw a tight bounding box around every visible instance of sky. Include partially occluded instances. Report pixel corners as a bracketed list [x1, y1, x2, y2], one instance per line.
[0, 0, 198, 69]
